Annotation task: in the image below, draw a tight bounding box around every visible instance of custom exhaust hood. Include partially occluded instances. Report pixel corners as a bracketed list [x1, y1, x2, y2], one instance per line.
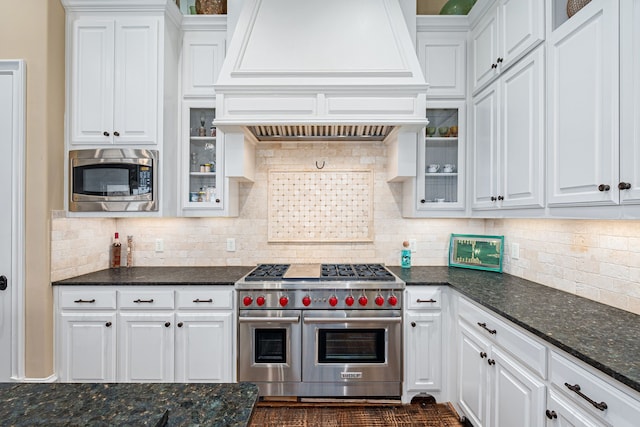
[213, 0, 429, 142]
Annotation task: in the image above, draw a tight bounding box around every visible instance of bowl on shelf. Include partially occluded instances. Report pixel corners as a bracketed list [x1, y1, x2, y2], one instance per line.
[426, 127, 436, 137]
[449, 125, 458, 137]
[438, 126, 450, 137]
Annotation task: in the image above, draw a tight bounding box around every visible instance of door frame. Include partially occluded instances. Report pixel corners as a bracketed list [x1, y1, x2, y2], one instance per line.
[1, 59, 26, 381]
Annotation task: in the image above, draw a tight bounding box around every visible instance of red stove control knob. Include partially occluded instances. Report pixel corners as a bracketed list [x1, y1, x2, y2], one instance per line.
[345, 295, 355, 307]
[359, 295, 368, 306]
[302, 295, 311, 307]
[256, 296, 266, 306]
[375, 295, 385, 306]
[279, 296, 289, 307]
[388, 295, 398, 306]
[242, 296, 253, 306]
[329, 295, 338, 307]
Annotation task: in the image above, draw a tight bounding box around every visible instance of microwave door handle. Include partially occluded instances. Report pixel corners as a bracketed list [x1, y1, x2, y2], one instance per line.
[304, 317, 402, 324]
[239, 316, 300, 323]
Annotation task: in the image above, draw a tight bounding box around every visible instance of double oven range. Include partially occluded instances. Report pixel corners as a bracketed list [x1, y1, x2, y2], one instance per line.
[235, 263, 404, 398]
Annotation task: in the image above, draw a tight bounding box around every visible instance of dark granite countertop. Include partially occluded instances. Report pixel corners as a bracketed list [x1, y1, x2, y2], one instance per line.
[52, 266, 254, 286]
[389, 266, 640, 395]
[0, 382, 258, 426]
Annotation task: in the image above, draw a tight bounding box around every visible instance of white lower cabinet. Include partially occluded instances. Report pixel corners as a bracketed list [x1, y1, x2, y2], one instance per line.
[55, 286, 235, 383]
[403, 287, 446, 403]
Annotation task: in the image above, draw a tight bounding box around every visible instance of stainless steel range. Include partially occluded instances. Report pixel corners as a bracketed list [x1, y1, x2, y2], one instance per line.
[235, 263, 404, 398]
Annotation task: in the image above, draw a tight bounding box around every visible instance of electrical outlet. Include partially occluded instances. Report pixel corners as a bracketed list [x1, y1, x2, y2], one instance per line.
[226, 238, 236, 252]
[409, 239, 417, 253]
[155, 238, 164, 253]
[511, 242, 520, 260]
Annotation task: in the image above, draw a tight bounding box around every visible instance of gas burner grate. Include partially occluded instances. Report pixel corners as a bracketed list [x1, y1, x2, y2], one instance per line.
[321, 264, 395, 281]
[244, 264, 290, 281]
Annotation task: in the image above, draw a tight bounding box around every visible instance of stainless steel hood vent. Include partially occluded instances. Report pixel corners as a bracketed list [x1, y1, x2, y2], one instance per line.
[214, 0, 428, 143]
[247, 124, 395, 142]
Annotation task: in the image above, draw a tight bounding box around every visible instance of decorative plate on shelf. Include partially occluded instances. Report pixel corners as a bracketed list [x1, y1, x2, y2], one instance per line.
[449, 234, 504, 272]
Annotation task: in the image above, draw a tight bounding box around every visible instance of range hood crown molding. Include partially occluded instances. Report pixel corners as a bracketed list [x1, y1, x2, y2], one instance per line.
[214, 0, 428, 142]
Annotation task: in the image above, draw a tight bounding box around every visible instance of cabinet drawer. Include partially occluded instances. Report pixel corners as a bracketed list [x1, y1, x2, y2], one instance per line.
[406, 288, 442, 310]
[459, 297, 547, 379]
[550, 351, 640, 427]
[176, 288, 233, 310]
[118, 289, 174, 310]
[58, 289, 117, 310]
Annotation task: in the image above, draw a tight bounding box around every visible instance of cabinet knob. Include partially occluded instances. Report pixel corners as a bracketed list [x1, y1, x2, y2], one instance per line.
[487, 359, 496, 366]
[420, 199, 426, 204]
[177, 322, 184, 328]
[105, 322, 112, 327]
[215, 199, 220, 203]
[103, 131, 110, 137]
[490, 196, 497, 202]
[491, 63, 498, 69]
[618, 182, 632, 190]
[496, 57, 503, 63]
[164, 322, 171, 327]
[598, 184, 610, 192]
[479, 351, 487, 359]
[497, 195, 504, 201]
[411, 322, 416, 328]
[113, 131, 120, 137]
[545, 410, 558, 420]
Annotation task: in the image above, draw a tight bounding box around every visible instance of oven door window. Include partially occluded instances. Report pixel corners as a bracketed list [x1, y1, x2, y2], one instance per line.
[255, 329, 287, 363]
[72, 164, 153, 197]
[318, 329, 385, 363]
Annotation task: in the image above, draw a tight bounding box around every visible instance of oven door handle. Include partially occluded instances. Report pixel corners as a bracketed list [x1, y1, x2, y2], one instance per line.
[304, 317, 402, 324]
[239, 316, 300, 323]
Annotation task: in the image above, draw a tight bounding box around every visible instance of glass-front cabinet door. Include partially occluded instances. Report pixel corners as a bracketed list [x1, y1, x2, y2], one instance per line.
[181, 100, 224, 214]
[416, 101, 466, 214]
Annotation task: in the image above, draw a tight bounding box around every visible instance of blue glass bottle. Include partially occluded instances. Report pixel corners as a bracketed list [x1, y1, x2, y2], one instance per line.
[401, 241, 411, 268]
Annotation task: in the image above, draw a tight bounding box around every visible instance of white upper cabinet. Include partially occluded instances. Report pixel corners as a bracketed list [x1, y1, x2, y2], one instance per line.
[471, 45, 545, 211]
[181, 21, 226, 98]
[470, 0, 544, 94]
[69, 17, 160, 145]
[619, 0, 640, 204]
[546, 0, 619, 207]
[416, 19, 467, 98]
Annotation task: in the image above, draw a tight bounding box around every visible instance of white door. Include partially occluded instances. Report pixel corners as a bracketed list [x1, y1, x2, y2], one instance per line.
[405, 311, 442, 391]
[470, 7, 499, 94]
[118, 312, 175, 382]
[458, 321, 491, 427]
[471, 81, 500, 209]
[0, 60, 25, 382]
[175, 312, 233, 382]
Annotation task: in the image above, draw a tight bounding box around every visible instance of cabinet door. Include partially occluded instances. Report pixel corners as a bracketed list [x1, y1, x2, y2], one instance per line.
[417, 31, 466, 98]
[471, 81, 500, 209]
[489, 347, 546, 427]
[547, 0, 619, 206]
[500, 45, 545, 208]
[118, 312, 174, 382]
[182, 31, 226, 97]
[458, 320, 491, 427]
[470, 8, 499, 94]
[58, 312, 116, 382]
[70, 19, 115, 145]
[175, 312, 234, 383]
[405, 311, 442, 391]
[498, 0, 544, 68]
[620, 0, 640, 203]
[545, 390, 604, 427]
[112, 18, 159, 145]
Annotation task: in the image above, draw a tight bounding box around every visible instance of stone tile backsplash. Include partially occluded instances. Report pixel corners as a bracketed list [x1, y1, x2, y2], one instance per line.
[50, 142, 640, 315]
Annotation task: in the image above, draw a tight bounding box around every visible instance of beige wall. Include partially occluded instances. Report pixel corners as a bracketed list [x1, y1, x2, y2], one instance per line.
[0, 0, 65, 378]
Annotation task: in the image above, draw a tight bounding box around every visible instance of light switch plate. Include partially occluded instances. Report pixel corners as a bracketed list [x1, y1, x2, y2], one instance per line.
[511, 242, 520, 260]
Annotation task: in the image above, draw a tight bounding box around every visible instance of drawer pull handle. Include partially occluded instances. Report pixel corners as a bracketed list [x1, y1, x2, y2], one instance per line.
[545, 410, 557, 419]
[477, 322, 497, 335]
[416, 299, 437, 303]
[134, 299, 154, 304]
[74, 299, 96, 304]
[193, 298, 213, 303]
[564, 383, 608, 411]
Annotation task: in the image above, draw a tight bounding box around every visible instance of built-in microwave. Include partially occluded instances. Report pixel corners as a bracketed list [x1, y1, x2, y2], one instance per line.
[69, 148, 158, 212]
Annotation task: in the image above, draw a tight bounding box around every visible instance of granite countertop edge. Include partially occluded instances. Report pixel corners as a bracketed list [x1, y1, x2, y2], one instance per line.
[52, 265, 640, 395]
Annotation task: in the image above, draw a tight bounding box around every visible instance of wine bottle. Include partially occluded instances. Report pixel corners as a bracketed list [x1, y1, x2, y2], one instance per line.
[111, 232, 122, 269]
